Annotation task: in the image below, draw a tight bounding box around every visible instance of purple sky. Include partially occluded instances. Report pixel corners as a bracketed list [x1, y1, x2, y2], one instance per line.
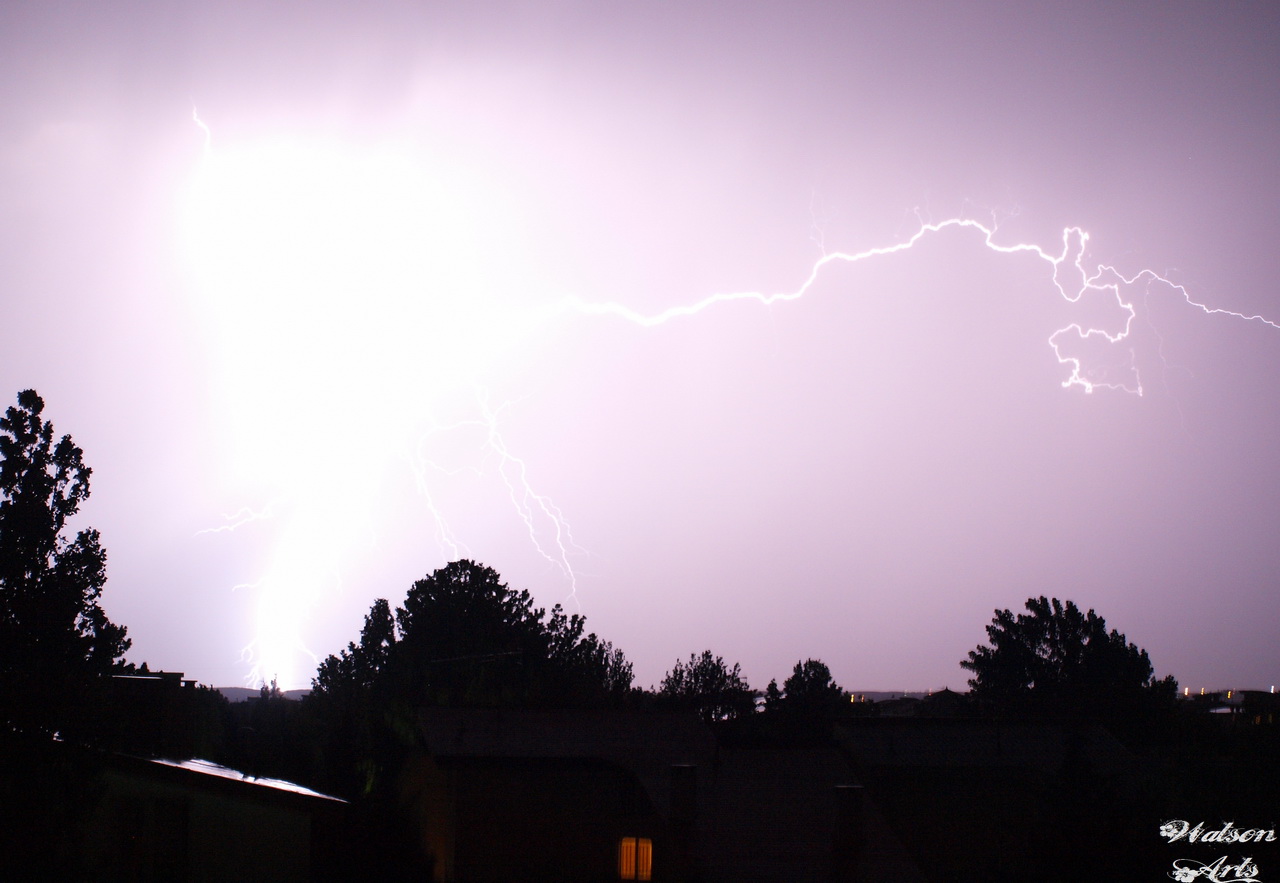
[2, 2, 1278, 692]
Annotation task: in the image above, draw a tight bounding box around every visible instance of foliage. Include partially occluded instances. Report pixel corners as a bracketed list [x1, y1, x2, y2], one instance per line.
[0, 390, 130, 737]
[764, 658, 846, 715]
[659, 650, 756, 722]
[309, 598, 407, 795]
[313, 599, 395, 699]
[333, 559, 636, 708]
[961, 596, 1176, 716]
[308, 560, 635, 796]
[188, 684, 233, 761]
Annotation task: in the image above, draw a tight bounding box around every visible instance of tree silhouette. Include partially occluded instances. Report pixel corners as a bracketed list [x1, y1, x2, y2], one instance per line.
[961, 596, 1176, 716]
[309, 597, 406, 795]
[659, 650, 756, 722]
[313, 598, 397, 701]
[0, 389, 130, 737]
[309, 560, 634, 795]
[764, 658, 846, 715]
[387, 559, 632, 708]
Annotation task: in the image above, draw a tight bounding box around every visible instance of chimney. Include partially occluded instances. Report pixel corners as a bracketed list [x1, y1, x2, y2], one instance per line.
[830, 784, 864, 879]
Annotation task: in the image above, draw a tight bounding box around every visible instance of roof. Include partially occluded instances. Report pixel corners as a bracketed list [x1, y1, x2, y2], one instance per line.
[150, 758, 346, 802]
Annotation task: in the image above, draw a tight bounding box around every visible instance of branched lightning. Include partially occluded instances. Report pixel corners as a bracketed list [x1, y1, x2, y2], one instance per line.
[184, 110, 1280, 688]
[240, 634, 319, 691]
[405, 392, 584, 607]
[237, 567, 333, 688]
[1104, 264, 1280, 330]
[552, 216, 1279, 395]
[476, 390, 585, 605]
[194, 502, 276, 536]
[406, 415, 484, 562]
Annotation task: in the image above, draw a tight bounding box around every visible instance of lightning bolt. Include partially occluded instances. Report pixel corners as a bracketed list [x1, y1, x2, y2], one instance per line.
[194, 502, 276, 536]
[404, 390, 584, 606]
[240, 631, 320, 691]
[476, 390, 585, 603]
[553, 216, 1278, 395]
[192, 106, 211, 157]
[406, 432, 474, 563]
[184, 110, 1280, 688]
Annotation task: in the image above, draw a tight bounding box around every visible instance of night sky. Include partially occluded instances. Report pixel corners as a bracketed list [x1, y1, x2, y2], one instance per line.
[2, 2, 1278, 692]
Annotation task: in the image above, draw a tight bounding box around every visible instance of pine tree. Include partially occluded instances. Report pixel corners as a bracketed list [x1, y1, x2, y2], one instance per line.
[0, 390, 129, 737]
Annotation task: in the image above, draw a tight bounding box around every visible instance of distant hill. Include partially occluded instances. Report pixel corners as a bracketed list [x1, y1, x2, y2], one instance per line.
[215, 687, 311, 703]
[213, 687, 937, 704]
[849, 692, 932, 702]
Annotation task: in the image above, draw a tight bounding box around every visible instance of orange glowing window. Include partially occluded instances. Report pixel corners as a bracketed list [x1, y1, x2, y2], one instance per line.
[618, 836, 652, 880]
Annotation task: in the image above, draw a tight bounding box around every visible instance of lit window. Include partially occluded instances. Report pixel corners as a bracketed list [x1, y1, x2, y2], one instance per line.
[618, 837, 652, 881]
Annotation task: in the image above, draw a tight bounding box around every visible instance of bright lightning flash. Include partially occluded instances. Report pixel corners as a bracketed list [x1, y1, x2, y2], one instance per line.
[181, 124, 553, 686]
[179, 117, 1278, 689]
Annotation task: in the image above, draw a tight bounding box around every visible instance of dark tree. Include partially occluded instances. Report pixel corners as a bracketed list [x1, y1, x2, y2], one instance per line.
[764, 658, 846, 715]
[308, 560, 634, 796]
[659, 650, 756, 722]
[545, 603, 635, 704]
[0, 390, 130, 737]
[314, 598, 397, 700]
[388, 559, 632, 708]
[961, 596, 1176, 716]
[310, 599, 401, 796]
